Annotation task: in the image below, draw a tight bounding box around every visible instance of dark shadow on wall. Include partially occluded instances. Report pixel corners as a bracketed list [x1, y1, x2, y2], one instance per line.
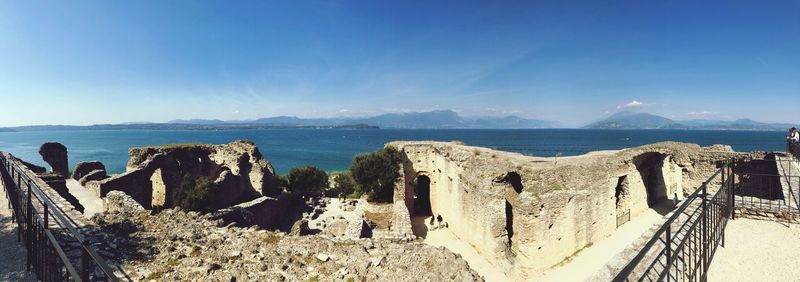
[633, 153, 674, 216]
[413, 175, 432, 217]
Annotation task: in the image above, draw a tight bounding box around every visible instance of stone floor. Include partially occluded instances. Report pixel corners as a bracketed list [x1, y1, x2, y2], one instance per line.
[65, 178, 104, 218]
[0, 182, 36, 281]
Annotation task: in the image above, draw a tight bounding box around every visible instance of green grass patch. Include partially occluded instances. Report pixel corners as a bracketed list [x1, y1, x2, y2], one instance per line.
[558, 242, 594, 266]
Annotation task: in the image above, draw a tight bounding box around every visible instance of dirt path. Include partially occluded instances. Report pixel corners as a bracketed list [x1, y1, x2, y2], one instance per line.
[708, 218, 800, 281]
[0, 182, 36, 281]
[423, 227, 512, 282]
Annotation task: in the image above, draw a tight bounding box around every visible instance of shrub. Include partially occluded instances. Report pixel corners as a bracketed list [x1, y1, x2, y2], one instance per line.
[173, 174, 215, 212]
[287, 166, 329, 196]
[330, 171, 359, 198]
[275, 174, 289, 189]
[350, 146, 402, 203]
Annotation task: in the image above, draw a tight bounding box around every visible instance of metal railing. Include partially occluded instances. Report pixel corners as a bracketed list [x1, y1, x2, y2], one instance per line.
[0, 154, 119, 282]
[732, 156, 800, 222]
[614, 161, 733, 282]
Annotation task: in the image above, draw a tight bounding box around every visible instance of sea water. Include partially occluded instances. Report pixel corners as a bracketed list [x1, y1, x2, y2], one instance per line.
[0, 129, 786, 174]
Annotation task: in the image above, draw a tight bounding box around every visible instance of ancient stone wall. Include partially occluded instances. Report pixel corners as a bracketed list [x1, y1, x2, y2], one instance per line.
[211, 195, 293, 230]
[90, 140, 279, 211]
[388, 141, 748, 280]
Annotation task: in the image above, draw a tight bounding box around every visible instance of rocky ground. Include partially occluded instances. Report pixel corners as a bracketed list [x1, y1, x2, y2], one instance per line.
[85, 201, 483, 281]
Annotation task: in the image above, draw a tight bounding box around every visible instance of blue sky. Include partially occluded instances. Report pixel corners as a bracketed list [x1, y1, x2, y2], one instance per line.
[0, 1, 797, 126]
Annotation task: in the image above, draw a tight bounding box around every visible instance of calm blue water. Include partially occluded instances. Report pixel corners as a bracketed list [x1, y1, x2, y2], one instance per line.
[0, 129, 787, 174]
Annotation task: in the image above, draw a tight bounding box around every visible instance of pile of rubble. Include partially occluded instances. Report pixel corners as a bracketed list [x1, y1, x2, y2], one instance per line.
[85, 193, 483, 281]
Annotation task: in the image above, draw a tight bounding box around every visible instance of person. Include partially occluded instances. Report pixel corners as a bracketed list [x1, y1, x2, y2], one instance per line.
[787, 127, 799, 158]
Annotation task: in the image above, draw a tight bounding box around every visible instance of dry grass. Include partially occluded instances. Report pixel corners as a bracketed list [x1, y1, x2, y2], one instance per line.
[364, 210, 392, 229]
[472, 149, 481, 156]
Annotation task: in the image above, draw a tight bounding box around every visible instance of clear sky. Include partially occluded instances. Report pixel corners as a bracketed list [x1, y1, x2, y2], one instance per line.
[0, 1, 797, 126]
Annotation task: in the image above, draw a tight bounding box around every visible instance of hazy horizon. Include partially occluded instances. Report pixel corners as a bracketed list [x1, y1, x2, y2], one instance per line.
[0, 1, 798, 127]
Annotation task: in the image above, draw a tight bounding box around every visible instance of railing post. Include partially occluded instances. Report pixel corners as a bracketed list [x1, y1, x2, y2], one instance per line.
[701, 181, 708, 282]
[43, 204, 48, 229]
[731, 159, 736, 220]
[721, 161, 726, 248]
[666, 224, 672, 282]
[82, 247, 91, 281]
[26, 179, 32, 271]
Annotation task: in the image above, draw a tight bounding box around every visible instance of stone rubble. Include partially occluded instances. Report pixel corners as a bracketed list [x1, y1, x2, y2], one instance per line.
[84, 193, 484, 282]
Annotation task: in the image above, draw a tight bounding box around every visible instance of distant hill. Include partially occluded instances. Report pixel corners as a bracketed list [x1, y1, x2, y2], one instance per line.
[585, 111, 793, 130]
[168, 110, 558, 129]
[0, 110, 559, 131]
[585, 111, 674, 129]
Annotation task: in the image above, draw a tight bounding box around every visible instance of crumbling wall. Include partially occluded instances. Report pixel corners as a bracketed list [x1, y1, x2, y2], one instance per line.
[389, 141, 746, 280]
[91, 140, 278, 211]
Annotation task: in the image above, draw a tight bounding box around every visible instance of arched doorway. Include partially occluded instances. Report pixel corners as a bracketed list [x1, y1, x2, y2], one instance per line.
[413, 175, 432, 216]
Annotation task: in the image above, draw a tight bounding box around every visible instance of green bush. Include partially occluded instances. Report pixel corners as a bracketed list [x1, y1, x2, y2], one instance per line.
[287, 166, 329, 196]
[329, 171, 359, 197]
[275, 174, 289, 189]
[173, 174, 215, 212]
[350, 146, 402, 203]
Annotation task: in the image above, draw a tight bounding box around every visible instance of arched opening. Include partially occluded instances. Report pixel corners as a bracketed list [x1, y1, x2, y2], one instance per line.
[633, 152, 673, 215]
[413, 175, 432, 216]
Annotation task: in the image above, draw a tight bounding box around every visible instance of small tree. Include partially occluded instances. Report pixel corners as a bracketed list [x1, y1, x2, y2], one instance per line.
[173, 174, 215, 212]
[275, 174, 290, 189]
[287, 166, 329, 196]
[330, 171, 358, 197]
[350, 146, 402, 203]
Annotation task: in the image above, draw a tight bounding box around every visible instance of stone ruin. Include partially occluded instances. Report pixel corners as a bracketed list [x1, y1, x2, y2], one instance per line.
[85, 140, 279, 212]
[72, 161, 108, 185]
[39, 142, 69, 177]
[380, 141, 759, 280]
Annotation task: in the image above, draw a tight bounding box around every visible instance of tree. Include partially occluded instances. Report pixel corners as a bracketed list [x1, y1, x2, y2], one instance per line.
[350, 146, 402, 203]
[275, 174, 290, 189]
[330, 171, 358, 197]
[173, 174, 215, 212]
[287, 166, 329, 196]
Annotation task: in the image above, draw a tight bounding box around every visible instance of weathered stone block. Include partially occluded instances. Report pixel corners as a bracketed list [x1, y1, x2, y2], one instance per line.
[72, 161, 106, 180]
[39, 142, 69, 177]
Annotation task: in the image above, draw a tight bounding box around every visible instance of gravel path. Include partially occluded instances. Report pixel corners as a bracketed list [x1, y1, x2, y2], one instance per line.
[708, 218, 800, 281]
[0, 183, 36, 281]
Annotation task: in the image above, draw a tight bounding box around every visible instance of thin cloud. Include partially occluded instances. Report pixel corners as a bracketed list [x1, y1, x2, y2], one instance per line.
[687, 111, 719, 116]
[617, 100, 645, 110]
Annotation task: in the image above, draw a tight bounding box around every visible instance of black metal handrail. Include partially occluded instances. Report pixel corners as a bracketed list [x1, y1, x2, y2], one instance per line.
[0, 153, 119, 281]
[613, 161, 731, 282]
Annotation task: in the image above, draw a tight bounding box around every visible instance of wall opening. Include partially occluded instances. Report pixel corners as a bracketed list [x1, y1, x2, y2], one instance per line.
[413, 175, 432, 216]
[498, 171, 523, 193]
[615, 175, 631, 227]
[505, 200, 514, 248]
[634, 152, 672, 215]
[615, 175, 628, 207]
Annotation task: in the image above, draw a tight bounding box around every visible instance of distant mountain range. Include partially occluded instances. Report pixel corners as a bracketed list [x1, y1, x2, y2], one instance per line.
[585, 111, 794, 130]
[0, 110, 792, 132]
[0, 110, 558, 131]
[168, 110, 558, 129]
